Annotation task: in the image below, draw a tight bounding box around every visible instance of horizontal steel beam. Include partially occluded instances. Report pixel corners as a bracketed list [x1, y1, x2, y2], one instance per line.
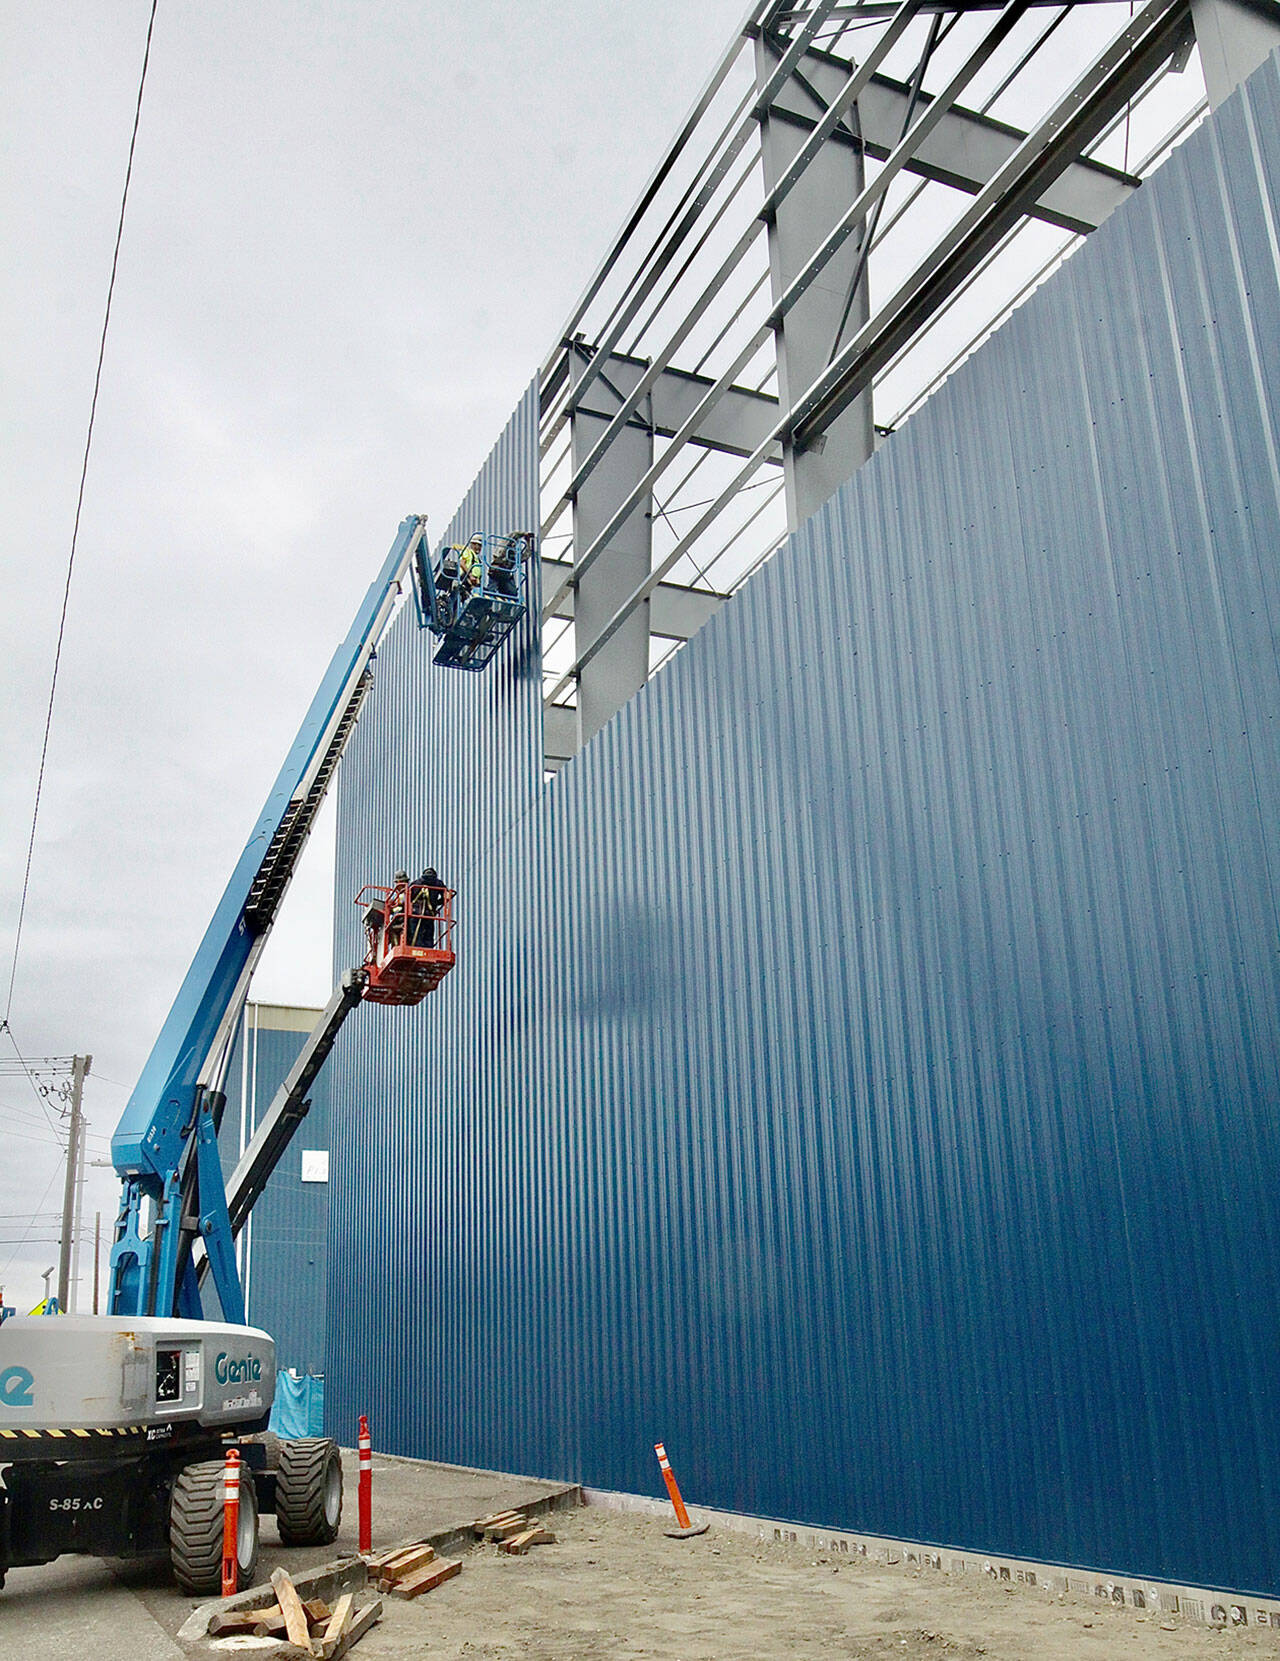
[543, 558, 726, 638]
[768, 68, 1139, 234]
[571, 349, 783, 460]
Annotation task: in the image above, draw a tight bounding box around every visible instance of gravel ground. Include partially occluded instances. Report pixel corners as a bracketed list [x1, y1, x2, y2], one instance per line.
[348, 1505, 1274, 1661]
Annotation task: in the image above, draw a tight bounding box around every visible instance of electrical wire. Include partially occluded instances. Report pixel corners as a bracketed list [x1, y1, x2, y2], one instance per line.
[1, 1027, 68, 1138]
[0, 1162, 65, 1279]
[3, 0, 160, 1024]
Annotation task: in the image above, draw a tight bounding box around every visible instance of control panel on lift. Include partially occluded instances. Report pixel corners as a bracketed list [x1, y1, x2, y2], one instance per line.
[412, 530, 534, 670]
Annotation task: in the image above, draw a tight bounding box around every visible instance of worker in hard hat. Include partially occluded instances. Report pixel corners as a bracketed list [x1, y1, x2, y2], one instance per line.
[458, 534, 484, 592]
[408, 865, 447, 948]
[385, 868, 410, 947]
[490, 534, 518, 597]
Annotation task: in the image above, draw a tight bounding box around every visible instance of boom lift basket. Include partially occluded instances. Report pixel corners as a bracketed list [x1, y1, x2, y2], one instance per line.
[357, 881, 456, 1005]
[412, 530, 533, 671]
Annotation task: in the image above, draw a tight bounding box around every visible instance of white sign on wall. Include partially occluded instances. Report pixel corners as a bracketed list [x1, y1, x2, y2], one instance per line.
[300, 1149, 330, 1183]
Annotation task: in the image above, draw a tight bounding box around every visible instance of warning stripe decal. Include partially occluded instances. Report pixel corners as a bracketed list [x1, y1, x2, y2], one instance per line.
[1, 1424, 146, 1440]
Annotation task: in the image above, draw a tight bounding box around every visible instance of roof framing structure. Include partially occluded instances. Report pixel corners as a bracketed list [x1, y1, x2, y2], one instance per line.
[534, 0, 1278, 770]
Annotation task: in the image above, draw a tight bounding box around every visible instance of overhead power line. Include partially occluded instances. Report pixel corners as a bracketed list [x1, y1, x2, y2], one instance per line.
[0, 1127, 67, 1149]
[0, 1161, 65, 1280]
[3, 0, 160, 1023]
[1, 1028, 69, 1138]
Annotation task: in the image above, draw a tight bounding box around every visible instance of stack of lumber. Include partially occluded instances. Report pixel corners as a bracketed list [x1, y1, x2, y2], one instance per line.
[472, 1508, 557, 1556]
[208, 1569, 380, 1658]
[363, 1538, 462, 1597]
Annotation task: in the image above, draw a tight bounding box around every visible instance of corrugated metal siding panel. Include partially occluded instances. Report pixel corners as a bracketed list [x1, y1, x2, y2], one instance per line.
[217, 1017, 329, 1372]
[328, 61, 1280, 1597]
[326, 381, 544, 1467]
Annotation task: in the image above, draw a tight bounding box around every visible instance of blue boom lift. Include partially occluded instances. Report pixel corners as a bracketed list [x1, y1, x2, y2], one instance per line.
[0, 512, 529, 1594]
[412, 530, 534, 669]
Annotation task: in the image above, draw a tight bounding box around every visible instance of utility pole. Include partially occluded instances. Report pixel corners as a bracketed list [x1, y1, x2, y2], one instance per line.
[69, 1105, 88, 1311]
[93, 1211, 102, 1315]
[56, 1054, 91, 1311]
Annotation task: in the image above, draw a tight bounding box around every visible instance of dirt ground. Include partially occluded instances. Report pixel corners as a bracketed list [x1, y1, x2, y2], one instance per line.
[4, 1454, 1274, 1659]
[349, 1505, 1273, 1661]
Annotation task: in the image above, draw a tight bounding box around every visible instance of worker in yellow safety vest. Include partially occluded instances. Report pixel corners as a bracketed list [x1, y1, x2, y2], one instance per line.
[458, 534, 483, 591]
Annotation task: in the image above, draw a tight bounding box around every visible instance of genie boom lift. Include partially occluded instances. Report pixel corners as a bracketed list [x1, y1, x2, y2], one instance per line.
[0, 514, 529, 1592]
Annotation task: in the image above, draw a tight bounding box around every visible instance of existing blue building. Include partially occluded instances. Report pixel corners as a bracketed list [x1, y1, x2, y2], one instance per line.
[216, 1001, 328, 1376]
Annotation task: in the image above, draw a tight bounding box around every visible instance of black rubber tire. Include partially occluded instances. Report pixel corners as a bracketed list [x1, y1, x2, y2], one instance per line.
[168, 1459, 260, 1596]
[275, 1438, 343, 1546]
[254, 1430, 283, 1470]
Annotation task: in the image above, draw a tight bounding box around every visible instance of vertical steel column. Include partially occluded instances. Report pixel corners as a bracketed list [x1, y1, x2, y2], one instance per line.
[570, 349, 654, 746]
[755, 34, 875, 530]
[1191, 0, 1280, 107]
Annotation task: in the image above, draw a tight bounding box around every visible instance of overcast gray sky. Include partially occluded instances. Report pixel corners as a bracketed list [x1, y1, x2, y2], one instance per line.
[0, 0, 747, 1310]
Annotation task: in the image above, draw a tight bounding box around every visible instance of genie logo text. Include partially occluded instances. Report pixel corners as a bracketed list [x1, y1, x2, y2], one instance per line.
[214, 1352, 262, 1387]
[0, 1366, 35, 1408]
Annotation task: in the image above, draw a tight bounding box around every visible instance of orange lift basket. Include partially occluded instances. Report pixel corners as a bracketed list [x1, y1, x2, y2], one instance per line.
[356, 879, 456, 1006]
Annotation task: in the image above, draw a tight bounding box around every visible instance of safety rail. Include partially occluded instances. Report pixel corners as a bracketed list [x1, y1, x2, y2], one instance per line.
[356, 880, 457, 1005]
[412, 530, 534, 671]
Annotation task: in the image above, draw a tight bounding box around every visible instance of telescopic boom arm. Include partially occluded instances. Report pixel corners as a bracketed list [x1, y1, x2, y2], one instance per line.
[109, 515, 432, 1323]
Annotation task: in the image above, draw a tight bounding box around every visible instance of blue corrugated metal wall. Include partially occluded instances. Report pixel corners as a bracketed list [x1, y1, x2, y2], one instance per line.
[327, 62, 1280, 1597]
[326, 383, 544, 1450]
[217, 1006, 329, 1372]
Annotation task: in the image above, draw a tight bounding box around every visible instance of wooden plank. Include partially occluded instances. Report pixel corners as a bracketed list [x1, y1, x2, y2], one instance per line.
[303, 1598, 333, 1624]
[363, 1543, 413, 1569]
[319, 1592, 353, 1659]
[208, 1605, 281, 1635]
[500, 1526, 556, 1555]
[278, 1600, 380, 1661]
[390, 1556, 462, 1598]
[473, 1509, 524, 1534]
[380, 1543, 437, 1579]
[483, 1516, 530, 1540]
[271, 1567, 319, 1655]
[330, 1597, 382, 1660]
[253, 1610, 290, 1637]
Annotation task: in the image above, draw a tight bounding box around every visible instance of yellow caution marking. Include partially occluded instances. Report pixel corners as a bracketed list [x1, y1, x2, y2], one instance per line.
[0, 1422, 147, 1441]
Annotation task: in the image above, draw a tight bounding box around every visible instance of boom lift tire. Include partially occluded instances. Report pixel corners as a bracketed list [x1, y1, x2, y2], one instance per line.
[254, 1429, 283, 1469]
[275, 1438, 342, 1545]
[169, 1458, 260, 1594]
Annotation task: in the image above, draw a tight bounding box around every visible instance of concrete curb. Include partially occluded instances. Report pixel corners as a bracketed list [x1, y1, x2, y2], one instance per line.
[178, 1556, 368, 1646]
[392, 1480, 584, 1563]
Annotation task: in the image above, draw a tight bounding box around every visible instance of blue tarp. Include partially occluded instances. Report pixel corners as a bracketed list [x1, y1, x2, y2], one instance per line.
[268, 1371, 324, 1437]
